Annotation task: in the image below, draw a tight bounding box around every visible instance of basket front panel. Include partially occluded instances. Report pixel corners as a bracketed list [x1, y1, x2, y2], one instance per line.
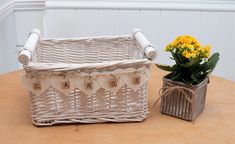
[30, 83, 148, 126]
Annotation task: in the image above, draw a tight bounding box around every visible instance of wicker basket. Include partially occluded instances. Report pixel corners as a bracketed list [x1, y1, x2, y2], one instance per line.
[18, 28, 157, 126]
[160, 74, 208, 121]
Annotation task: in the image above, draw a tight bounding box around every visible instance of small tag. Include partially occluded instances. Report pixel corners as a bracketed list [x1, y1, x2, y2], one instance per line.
[33, 82, 41, 90]
[62, 81, 70, 89]
[133, 76, 141, 85]
[109, 77, 117, 88]
[85, 81, 93, 90]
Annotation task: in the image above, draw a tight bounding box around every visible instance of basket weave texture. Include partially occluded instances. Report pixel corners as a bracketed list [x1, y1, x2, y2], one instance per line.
[22, 35, 151, 126]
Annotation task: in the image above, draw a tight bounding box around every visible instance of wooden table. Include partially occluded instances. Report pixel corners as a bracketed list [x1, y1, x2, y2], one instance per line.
[0, 65, 235, 144]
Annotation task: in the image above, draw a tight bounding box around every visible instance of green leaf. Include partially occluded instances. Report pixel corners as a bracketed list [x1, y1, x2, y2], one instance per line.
[171, 71, 182, 81]
[202, 53, 220, 75]
[191, 71, 201, 84]
[191, 53, 220, 83]
[156, 64, 175, 71]
[171, 52, 181, 64]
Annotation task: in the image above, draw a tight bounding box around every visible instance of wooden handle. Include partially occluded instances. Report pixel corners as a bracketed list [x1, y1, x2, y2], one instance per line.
[132, 28, 157, 60]
[18, 29, 40, 65]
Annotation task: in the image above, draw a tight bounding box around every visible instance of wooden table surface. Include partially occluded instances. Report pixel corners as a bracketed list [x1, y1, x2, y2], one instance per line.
[0, 65, 235, 144]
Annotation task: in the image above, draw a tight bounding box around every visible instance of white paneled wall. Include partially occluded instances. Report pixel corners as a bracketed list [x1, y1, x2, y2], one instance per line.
[1, 0, 235, 82]
[0, 12, 17, 73]
[200, 11, 235, 81]
[43, 8, 235, 81]
[15, 10, 44, 46]
[98, 10, 119, 35]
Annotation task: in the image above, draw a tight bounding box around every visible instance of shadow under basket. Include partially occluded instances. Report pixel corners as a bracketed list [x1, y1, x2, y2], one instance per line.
[160, 75, 209, 121]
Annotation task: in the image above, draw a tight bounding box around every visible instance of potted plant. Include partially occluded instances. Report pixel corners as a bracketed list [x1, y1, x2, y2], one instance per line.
[156, 35, 219, 121]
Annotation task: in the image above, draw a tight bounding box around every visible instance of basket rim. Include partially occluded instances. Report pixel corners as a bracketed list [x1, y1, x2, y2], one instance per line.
[25, 59, 150, 71]
[39, 35, 131, 41]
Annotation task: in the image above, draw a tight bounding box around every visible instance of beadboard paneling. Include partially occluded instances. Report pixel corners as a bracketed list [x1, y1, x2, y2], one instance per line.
[118, 10, 140, 35]
[15, 10, 44, 45]
[43, 9, 55, 38]
[98, 9, 119, 35]
[0, 12, 18, 74]
[0, 0, 234, 81]
[139, 10, 161, 63]
[43, 8, 235, 81]
[139, 10, 161, 47]
[56, 9, 76, 37]
[180, 11, 201, 39]
[200, 11, 235, 81]
[158, 10, 181, 65]
[75, 9, 99, 37]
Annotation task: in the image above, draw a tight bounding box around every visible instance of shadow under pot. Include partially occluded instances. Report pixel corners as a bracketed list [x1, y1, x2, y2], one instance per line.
[160, 74, 209, 121]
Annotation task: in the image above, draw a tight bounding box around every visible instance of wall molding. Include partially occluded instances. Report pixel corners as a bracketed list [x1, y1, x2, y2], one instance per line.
[1, 0, 235, 20]
[0, 1, 14, 20]
[0, 0, 45, 20]
[14, 0, 45, 11]
[46, 0, 235, 11]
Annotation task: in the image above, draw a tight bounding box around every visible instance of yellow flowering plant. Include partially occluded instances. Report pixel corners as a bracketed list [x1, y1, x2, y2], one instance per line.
[156, 35, 220, 85]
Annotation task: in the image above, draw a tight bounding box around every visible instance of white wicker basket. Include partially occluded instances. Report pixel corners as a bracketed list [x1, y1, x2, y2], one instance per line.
[18, 28, 157, 126]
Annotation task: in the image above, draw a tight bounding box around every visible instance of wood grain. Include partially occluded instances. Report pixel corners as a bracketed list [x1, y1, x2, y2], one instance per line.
[0, 65, 234, 144]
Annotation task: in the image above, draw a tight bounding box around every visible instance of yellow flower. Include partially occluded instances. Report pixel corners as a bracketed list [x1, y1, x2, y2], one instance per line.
[191, 52, 196, 58]
[179, 37, 185, 43]
[204, 53, 210, 58]
[194, 42, 201, 48]
[204, 45, 211, 53]
[186, 38, 193, 44]
[197, 47, 205, 54]
[182, 51, 187, 57]
[187, 44, 194, 50]
[182, 51, 191, 59]
[165, 35, 212, 59]
[172, 40, 179, 47]
[165, 44, 173, 52]
[185, 53, 192, 59]
[191, 50, 197, 58]
[192, 50, 197, 53]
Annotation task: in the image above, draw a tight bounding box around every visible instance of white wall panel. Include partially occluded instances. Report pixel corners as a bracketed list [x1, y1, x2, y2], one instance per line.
[42, 8, 235, 81]
[233, 14, 235, 82]
[15, 10, 43, 45]
[44, 9, 76, 38]
[75, 9, 99, 37]
[0, 12, 17, 74]
[140, 10, 161, 53]
[118, 10, 140, 35]
[158, 10, 181, 65]
[98, 9, 119, 36]
[200, 11, 235, 81]
[43, 9, 56, 38]
[180, 11, 200, 40]
[55, 9, 76, 38]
